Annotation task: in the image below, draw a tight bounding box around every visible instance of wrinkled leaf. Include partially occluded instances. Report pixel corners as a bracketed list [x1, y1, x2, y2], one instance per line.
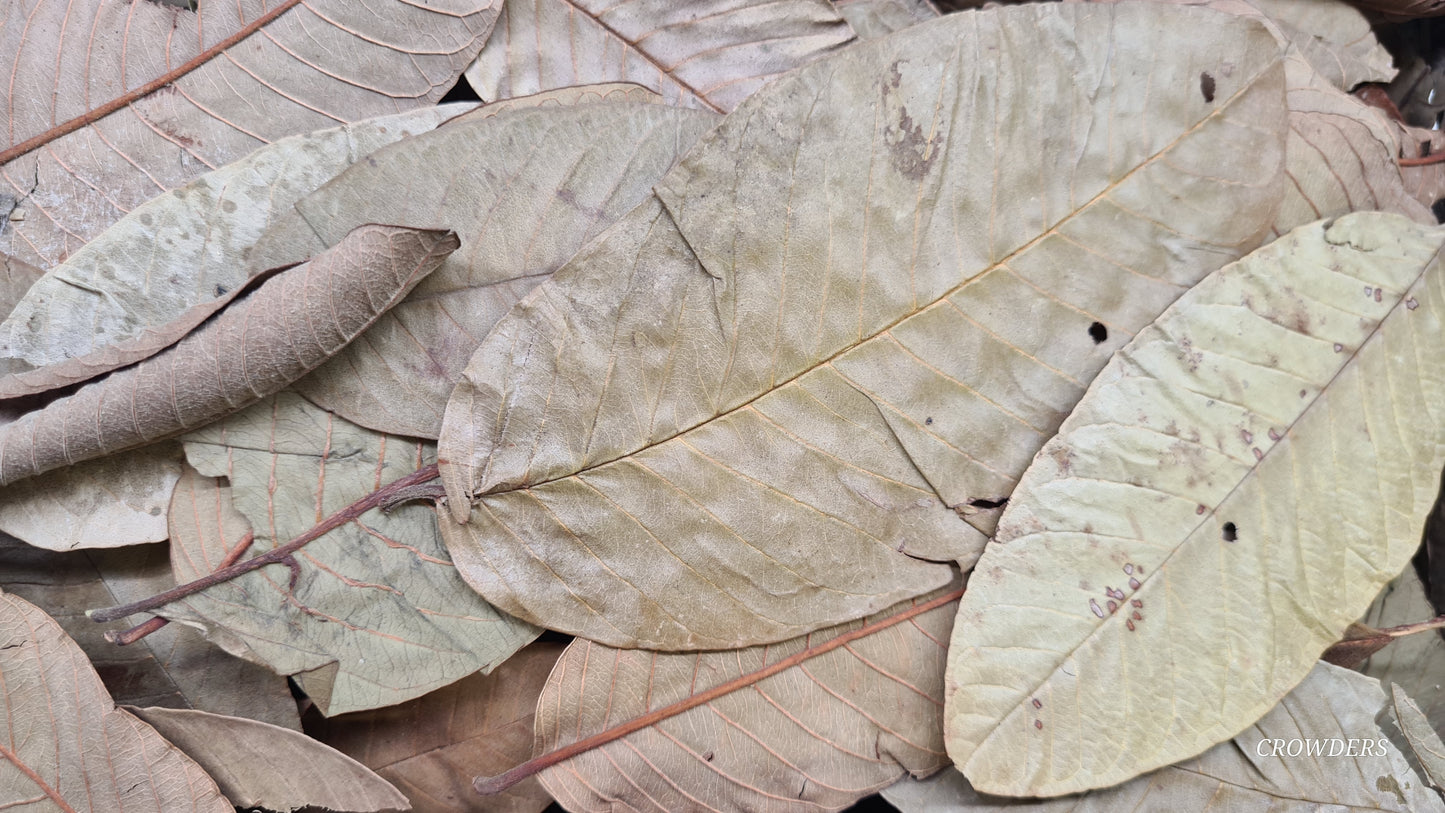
[0, 0, 499, 269]
[1323, 621, 1397, 667]
[1392, 684, 1445, 791]
[164, 392, 538, 715]
[465, 0, 853, 113]
[128, 706, 409, 813]
[437, 3, 1288, 650]
[1360, 566, 1445, 735]
[310, 641, 565, 813]
[0, 105, 466, 389]
[833, 0, 939, 40]
[0, 442, 182, 550]
[0, 535, 301, 729]
[535, 587, 959, 813]
[270, 99, 716, 438]
[0, 591, 231, 811]
[946, 213, 1445, 795]
[0, 224, 456, 486]
[888, 664, 1441, 811]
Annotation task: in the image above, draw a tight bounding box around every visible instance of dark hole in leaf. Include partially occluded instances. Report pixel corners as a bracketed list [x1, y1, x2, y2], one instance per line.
[214, 284, 228, 297]
[439, 74, 482, 105]
[1433, 198, 1445, 224]
[968, 497, 1009, 509]
[925, 416, 933, 425]
[1200, 72, 1215, 103]
[1222, 522, 1238, 542]
[1088, 322, 1108, 344]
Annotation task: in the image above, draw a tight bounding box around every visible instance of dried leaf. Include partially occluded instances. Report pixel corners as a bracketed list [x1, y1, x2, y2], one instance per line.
[0, 224, 456, 487]
[0, 535, 301, 730]
[310, 641, 565, 813]
[1360, 566, 1445, 736]
[945, 213, 1445, 795]
[0, 105, 466, 388]
[128, 706, 409, 813]
[164, 393, 538, 715]
[437, 4, 1288, 649]
[1395, 124, 1445, 213]
[534, 587, 959, 813]
[1322, 622, 1396, 668]
[465, 0, 853, 113]
[888, 664, 1442, 811]
[0, 591, 231, 811]
[0, 0, 499, 269]
[0, 442, 182, 550]
[1393, 684, 1445, 792]
[833, 0, 939, 40]
[273, 99, 716, 438]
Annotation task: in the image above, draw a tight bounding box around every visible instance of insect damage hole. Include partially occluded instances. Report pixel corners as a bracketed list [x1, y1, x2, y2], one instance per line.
[1200, 72, 1216, 103]
[967, 496, 1009, 509]
[1087, 322, 1108, 344]
[1222, 521, 1238, 542]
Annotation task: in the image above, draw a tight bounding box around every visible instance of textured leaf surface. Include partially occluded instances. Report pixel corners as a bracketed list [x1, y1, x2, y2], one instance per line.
[164, 393, 538, 716]
[129, 706, 408, 813]
[888, 664, 1442, 811]
[465, 0, 853, 113]
[535, 587, 958, 813]
[311, 641, 564, 813]
[0, 591, 231, 812]
[0, 105, 466, 386]
[1360, 566, 1445, 737]
[833, 0, 938, 40]
[0, 535, 301, 730]
[0, 0, 498, 269]
[945, 213, 1445, 795]
[437, 3, 1288, 650]
[0, 224, 456, 486]
[273, 99, 716, 438]
[1391, 684, 1445, 791]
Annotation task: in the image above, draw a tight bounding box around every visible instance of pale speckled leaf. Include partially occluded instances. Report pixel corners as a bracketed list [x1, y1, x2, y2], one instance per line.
[0, 535, 302, 730]
[1396, 123, 1445, 213]
[888, 664, 1442, 812]
[437, 4, 1288, 650]
[946, 213, 1445, 796]
[833, 0, 938, 40]
[0, 0, 499, 270]
[128, 706, 409, 813]
[0, 591, 231, 812]
[1392, 684, 1445, 791]
[0, 104, 467, 388]
[310, 641, 564, 813]
[274, 100, 717, 438]
[0, 225, 456, 487]
[536, 587, 958, 813]
[1360, 567, 1445, 740]
[465, 0, 853, 113]
[0, 442, 182, 550]
[164, 392, 538, 716]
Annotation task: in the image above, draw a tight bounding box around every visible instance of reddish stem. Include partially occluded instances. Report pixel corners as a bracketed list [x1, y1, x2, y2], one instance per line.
[1381, 614, 1445, 637]
[105, 531, 258, 646]
[89, 464, 439, 623]
[1400, 152, 1445, 167]
[473, 587, 966, 796]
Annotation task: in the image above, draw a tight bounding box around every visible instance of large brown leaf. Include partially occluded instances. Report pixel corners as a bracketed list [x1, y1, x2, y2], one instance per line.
[310, 641, 565, 813]
[0, 535, 302, 730]
[268, 97, 716, 438]
[0, 0, 498, 269]
[465, 0, 853, 113]
[534, 587, 958, 813]
[436, 3, 1288, 650]
[0, 224, 456, 486]
[161, 393, 539, 716]
[0, 591, 231, 811]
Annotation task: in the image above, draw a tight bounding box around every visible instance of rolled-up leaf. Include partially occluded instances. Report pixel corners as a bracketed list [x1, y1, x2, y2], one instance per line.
[0, 224, 457, 486]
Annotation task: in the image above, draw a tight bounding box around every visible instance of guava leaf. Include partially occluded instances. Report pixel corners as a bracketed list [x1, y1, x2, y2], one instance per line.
[437, 3, 1288, 650]
[833, 0, 939, 40]
[945, 213, 1445, 795]
[1391, 684, 1445, 791]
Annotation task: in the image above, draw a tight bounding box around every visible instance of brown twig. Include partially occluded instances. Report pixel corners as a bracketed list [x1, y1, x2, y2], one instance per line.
[1380, 614, 1445, 637]
[104, 531, 257, 646]
[473, 586, 966, 796]
[1400, 152, 1445, 167]
[89, 464, 440, 624]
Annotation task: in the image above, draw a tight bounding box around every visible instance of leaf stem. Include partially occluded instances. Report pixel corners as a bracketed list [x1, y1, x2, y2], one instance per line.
[88, 464, 440, 624]
[473, 586, 966, 796]
[1381, 614, 1445, 638]
[1400, 152, 1445, 167]
[104, 531, 257, 646]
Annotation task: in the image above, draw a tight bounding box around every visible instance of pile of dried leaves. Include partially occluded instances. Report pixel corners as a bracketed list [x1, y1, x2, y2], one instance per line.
[5, 0, 1445, 810]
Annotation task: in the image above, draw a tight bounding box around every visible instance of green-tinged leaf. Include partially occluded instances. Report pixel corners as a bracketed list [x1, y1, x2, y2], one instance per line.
[437, 3, 1288, 650]
[945, 213, 1445, 796]
[310, 641, 564, 813]
[465, 0, 853, 113]
[534, 586, 959, 813]
[1392, 684, 1445, 791]
[0, 535, 301, 730]
[833, 0, 939, 40]
[127, 706, 409, 813]
[164, 392, 538, 716]
[888, 664, 1442, 811]
[0, 591, 231, 812]
[0, 0, 498, 269]
[0, 225, 457, 487]
[268, 99, 716, 438]
[0, 105, 468, 385]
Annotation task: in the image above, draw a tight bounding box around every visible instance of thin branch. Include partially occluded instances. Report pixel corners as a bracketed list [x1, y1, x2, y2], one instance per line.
[1381, 614, 1445, 638]
[473, 586, 966, 796]
[105, 531, 257, 646]
[89, 464, 439, 623]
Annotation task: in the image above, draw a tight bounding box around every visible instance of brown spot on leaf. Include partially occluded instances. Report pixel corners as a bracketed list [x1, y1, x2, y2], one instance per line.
[881, 62, 938, 181]
[1089, 599, 1105, 618]
[1032, 698, 1042, 709]
[1131, 599, 1143, 608]
[1035, 719, 1043, 730]
[1407, 297, 1420, 310]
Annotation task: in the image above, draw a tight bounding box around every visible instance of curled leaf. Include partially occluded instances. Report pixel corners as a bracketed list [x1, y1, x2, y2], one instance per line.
[0, 225, 457, 487]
